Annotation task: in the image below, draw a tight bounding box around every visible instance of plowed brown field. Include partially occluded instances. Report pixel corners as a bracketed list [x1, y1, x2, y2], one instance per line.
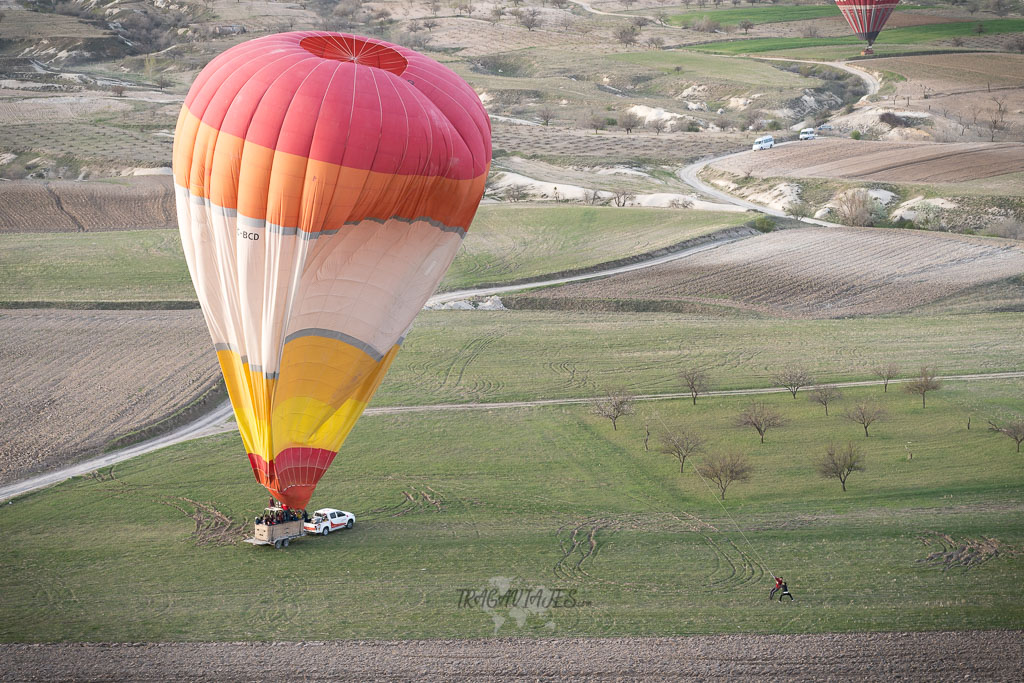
[2, 631, 1020, 681]
[0, 310, 219, 485]
[0, 177, 176, 233]
[711, 140, 1024, 183]
[517, 227, 1024, 318]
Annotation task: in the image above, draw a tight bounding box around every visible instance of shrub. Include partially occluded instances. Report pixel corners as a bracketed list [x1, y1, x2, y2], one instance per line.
[692, 17, 722, 33]
[850, 130, 862, 140]
[751, 214, 775, 233]
[879, 112, 910, 128]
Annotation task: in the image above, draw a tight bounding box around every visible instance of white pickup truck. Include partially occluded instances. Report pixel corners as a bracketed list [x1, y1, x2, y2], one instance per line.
[303, 508, 355, 535]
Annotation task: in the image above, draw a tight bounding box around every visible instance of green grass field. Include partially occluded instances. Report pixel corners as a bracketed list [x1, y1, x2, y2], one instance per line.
[0, 230, 195, 304]
[0, 208, 748, 303]
[2, 380, 1022, 642]
[688, 19, 1024, 56]
[374, 310, 1024, 406]
[445, 206, 747, 290]
[668, 5, 845, 26]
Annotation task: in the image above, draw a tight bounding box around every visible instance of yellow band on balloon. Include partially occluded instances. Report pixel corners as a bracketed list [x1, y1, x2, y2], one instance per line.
[216, 338, 399, 463]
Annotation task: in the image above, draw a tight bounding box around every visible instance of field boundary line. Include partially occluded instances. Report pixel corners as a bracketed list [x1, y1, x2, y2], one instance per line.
[3, 371, 1021, 503]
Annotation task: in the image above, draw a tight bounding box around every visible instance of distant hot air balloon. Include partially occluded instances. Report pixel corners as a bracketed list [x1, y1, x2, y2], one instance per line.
[835, 0, 900, 50]
[173, 32, 491, 509]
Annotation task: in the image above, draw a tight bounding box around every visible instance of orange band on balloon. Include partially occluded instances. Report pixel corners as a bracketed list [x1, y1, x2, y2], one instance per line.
[174, 107, 486, 232]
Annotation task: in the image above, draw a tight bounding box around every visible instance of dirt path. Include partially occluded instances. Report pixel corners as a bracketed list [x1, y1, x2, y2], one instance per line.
[2, 630, 1020, 681]
[4, 370, 1021, 503]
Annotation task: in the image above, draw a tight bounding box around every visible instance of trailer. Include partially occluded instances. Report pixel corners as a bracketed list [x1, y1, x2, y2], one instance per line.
[244, 507, 306, 549]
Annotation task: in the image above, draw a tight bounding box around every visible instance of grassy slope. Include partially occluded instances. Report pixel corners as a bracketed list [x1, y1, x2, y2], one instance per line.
[443, 206, 748, 290]
[0, 209, 749, 302]
[1, 381, 1021, 641]
[375, 310, 1024, 406]
[0, 230, 195, 303]
[668, 5, 845, 26]
[688, 19, 1024, 56]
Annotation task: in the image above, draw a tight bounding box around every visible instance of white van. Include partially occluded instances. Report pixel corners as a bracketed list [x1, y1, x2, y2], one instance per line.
[752, 135, 774, 150]
[799, 128, 816, 140]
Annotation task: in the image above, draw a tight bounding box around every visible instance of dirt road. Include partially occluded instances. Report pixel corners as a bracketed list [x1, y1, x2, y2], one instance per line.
[677, 147, 842, 227]
[2, 630, 1020, 681]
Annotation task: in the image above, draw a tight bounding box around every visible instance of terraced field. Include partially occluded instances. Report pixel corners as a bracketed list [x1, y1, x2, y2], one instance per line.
[0, 177, 176, 233]
[510, 227, 1024, 318]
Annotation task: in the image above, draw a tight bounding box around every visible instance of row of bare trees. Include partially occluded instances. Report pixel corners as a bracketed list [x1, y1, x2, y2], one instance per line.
[588, 361, 1024, 498]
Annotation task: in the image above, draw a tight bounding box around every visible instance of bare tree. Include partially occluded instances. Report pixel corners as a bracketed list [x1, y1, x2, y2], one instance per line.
[736, 402, 785, 444]
[696, 452, 753, 500]
[518, 7, 541, 31]
[614, 24, 639, 45]
[810, 384, 842, 416]
[490, 5, 505, 23]
[619, 110, 642, 134]
[905, 367, 941, 408]
[631, 16, 652, 31]
[845, 402, 886, 437]
[646, 36, 665, 50]
[988, 417, 1024, 453]
[611, 188, 636, 207]
[738, 19, 754, 34]
[587, 112, 607, 133]
[537, 104, 556, 126]
[658, 427, 706, 473]
[680, 366, 710, 405]
[773, 365, 812, 398]
[503, 184, 529, 202]
[648, 117, 667, 135]
[872, 362, 900, 392]
[591, 389, 634, 430]
[423, 18, 439, 31]
[817, 442, 865, 492]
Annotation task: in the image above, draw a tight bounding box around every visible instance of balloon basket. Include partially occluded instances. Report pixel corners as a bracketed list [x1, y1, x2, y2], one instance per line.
[861, 47, 874, 56]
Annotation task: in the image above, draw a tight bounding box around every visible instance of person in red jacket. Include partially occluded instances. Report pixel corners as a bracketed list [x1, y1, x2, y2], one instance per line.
[769, 576, 783, 600]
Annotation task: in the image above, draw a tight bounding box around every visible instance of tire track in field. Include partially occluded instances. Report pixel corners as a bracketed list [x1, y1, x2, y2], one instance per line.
[552, 513, 764, 593]
[438, 333, 502, 391]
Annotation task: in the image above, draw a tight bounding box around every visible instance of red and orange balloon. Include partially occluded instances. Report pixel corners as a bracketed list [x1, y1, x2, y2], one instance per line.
[835, 0, 900, 47]
[173, 33, 491, 508]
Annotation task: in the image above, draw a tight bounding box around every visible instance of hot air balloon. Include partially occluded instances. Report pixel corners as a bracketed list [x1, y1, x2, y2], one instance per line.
[835, 0, 900, 52]
[173, 32, 491, 509]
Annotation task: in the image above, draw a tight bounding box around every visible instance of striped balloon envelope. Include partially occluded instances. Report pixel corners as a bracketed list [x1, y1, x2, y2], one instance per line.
[835, 0, 900, 47]
[174, 32, 491, 509]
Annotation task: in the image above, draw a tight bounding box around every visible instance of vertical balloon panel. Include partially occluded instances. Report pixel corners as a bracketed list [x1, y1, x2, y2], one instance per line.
[173, 33, 491, 508]
[835, 0, 901, 46]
